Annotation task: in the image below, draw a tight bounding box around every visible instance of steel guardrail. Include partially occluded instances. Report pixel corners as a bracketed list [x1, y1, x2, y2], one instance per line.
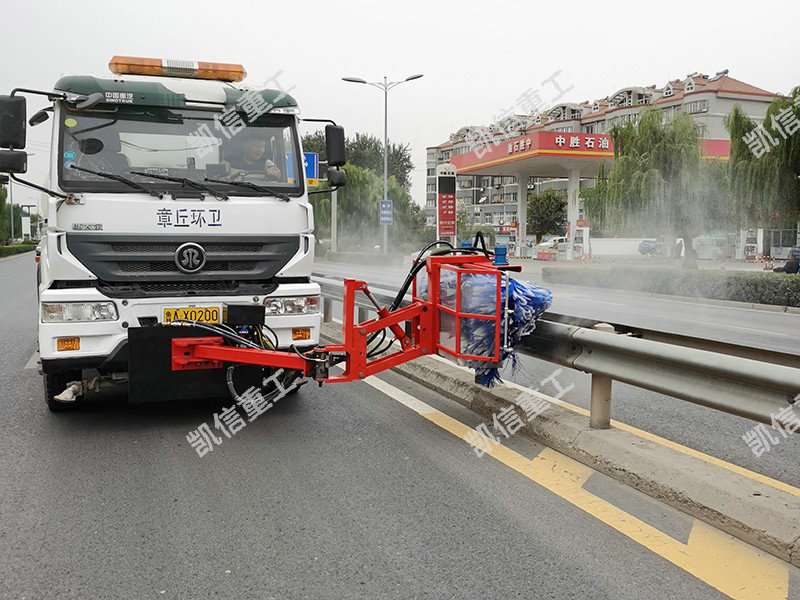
[312, 274, 800, 426]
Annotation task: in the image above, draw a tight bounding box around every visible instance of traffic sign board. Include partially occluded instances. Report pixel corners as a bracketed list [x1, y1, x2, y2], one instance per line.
[304, 152, 319, 180]
[379, 199, 393, 225]
[286, 152, 320, 186]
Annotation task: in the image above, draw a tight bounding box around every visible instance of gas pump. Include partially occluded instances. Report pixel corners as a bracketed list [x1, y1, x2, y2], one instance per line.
[573, 227, 591, 259]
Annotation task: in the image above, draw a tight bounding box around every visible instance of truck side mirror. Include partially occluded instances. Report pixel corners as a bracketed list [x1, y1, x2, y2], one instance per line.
[0, 150, 28, 174]
[29, 109, 50, 127]
[325, 124, 346, 167]
[328, 168, 346, 188]
[0, 95, 27, 149]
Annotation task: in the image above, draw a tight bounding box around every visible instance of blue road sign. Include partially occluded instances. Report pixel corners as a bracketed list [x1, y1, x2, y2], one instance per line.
[285, 152, 320, 184]
[379, 199, 393, 225]
[303, 152, 319, 180]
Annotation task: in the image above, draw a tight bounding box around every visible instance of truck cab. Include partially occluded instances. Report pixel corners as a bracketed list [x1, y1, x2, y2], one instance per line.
[0, 56, 347, 410]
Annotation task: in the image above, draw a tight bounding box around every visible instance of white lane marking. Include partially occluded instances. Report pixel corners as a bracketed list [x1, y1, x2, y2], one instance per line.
[24, 352, 39, 370]
[361, 374, 434, 413]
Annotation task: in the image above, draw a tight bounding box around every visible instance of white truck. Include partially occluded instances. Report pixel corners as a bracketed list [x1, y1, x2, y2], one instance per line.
[0, 56, 347, 410]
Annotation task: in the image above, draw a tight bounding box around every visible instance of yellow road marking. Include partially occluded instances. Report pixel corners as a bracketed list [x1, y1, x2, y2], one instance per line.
[428, 354, 800, 499]
[326, 320, 800, 497]
[363, 374, 790, 599]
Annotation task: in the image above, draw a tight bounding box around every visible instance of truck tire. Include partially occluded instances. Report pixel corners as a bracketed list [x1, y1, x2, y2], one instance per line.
[44, 370, 83, 412]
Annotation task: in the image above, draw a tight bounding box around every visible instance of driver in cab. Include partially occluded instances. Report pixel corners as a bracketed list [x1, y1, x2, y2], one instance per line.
[222, 132, 281, 181]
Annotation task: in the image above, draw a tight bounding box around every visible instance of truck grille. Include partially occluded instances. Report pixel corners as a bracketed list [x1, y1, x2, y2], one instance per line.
[110, 242, 263, 254]
[66, 234, 300, 284]
[118, 261, 255, 273]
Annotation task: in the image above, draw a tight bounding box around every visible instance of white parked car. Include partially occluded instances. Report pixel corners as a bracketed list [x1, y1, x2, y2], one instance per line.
[536, 237, 569, 253]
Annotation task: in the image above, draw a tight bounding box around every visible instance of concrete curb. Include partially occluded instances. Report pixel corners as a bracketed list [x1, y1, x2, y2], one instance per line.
[320, 324, 800, 566]
[397, 355, 800, 567]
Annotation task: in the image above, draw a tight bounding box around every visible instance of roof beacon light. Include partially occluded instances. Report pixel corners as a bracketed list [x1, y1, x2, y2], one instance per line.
[108, 56, 247, 83]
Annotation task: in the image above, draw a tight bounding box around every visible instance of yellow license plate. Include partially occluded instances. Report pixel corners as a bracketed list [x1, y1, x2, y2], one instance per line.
[162, 306, 221, 324]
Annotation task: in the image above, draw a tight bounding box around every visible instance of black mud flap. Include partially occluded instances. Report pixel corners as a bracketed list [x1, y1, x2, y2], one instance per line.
[127, 326, 262, 404]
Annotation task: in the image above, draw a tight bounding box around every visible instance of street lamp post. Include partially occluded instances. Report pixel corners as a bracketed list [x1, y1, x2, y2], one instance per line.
[342, 73, 423, 254]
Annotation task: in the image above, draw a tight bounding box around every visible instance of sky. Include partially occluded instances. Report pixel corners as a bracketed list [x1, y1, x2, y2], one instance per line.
[3, 0, 799, 209]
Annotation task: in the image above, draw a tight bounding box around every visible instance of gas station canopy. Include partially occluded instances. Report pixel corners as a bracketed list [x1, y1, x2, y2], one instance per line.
[447, 129, 730, 259]
[450, 131, 615, 178]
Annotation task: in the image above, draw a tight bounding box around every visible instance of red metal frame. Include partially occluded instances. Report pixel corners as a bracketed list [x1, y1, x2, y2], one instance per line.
[170, 254, 507, 384]
[413, 254, 503, 363]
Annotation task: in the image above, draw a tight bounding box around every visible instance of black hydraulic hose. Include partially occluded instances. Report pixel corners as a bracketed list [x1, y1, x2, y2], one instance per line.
[364, 240, 456, 350]
[471, 231, 493, 259]
[356, 235, 495, 362]
[169, 320, 261, 349]
[390, 240, 455, 311]
[367, 330, 389, 358]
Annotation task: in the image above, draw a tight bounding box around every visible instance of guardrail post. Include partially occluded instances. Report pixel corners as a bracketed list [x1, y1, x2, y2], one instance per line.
[590, 375, 612, 429]
[357, 306, 369, 324]
[590, 323, 614, 429]
[323, 297, 333, 323]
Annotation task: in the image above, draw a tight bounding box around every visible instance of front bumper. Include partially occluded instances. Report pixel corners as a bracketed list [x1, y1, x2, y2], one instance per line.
[39, 282, 321, 372]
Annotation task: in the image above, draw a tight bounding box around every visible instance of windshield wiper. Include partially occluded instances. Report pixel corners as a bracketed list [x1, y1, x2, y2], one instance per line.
[203, 178, 292, 201]
[129, 171, 228, 200]
[68, 165, 163, 198]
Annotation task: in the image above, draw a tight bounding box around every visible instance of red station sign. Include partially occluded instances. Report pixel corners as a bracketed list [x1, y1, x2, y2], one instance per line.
[437, 170, 456, 237]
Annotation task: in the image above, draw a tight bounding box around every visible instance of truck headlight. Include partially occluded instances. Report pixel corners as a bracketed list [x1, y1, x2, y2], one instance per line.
[42, 302, 119, 322]
[263, 296, 320, 315]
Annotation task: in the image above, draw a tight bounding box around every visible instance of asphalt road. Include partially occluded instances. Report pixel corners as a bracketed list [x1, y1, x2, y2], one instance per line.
[315, 260, 800, 489]
[2, 252, 799, 599]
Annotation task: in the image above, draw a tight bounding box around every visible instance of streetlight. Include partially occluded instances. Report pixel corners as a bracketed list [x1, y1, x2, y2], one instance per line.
[342, 73, 423, 254]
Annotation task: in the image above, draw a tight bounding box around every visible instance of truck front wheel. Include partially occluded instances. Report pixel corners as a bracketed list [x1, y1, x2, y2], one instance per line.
[43, 370, 83, 412]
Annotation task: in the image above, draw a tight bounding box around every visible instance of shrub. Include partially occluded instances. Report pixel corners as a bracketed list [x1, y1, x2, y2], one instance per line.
[541, 267, 800, 307]
[0, 245, 35, 257]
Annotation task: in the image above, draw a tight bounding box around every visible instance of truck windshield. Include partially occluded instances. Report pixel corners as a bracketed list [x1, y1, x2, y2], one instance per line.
[58, 105, 304, 196]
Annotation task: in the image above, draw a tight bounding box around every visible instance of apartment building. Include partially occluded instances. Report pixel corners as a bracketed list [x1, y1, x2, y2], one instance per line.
[425, 70, 775, 230]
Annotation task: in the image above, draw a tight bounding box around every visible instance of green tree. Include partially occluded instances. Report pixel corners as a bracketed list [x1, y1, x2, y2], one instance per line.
[303, 128, 427, 253]
[455, 203, 489, 247]
[725, 89, 800, 229]
[585, 107, 733, 259]
[0, 185, 27, 242]
[308, 163, 429, 252]
[302, 131, 414, 189]
[527, 189, 567, 243]
[582, 163, 608, 236]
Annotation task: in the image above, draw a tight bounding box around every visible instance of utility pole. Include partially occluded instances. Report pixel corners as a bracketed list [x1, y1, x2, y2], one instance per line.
[8, 177, 13, 242]
[331, 188, 338, 254]
[382, 76, 388, 255]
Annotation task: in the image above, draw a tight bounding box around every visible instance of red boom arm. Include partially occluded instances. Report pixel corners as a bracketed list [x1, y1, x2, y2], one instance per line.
[170, 254, 508, 384]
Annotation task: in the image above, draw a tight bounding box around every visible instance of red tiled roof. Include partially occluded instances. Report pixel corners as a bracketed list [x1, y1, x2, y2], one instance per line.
[655, 91, 686, 105]
[687, 75, 774, 98]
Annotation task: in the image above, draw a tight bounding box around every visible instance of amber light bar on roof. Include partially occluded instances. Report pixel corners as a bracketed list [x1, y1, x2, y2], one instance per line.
[108, 56, 247, 82]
